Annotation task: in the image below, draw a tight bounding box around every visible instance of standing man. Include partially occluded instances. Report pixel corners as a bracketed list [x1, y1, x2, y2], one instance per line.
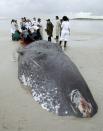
[55, 16, 61, 42]
[45, 19, 54, 42]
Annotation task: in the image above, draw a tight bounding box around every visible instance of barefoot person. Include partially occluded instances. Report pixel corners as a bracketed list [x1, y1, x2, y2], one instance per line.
[59, 16, 70, 47]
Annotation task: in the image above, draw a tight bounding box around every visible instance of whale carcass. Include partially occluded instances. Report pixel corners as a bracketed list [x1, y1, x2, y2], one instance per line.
[18, 40, 98, 118]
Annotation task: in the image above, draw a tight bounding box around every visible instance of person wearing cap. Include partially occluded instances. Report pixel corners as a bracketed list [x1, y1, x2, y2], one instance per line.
[45, 19, 54, 42]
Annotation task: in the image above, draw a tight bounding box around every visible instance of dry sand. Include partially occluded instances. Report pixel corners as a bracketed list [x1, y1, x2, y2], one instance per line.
[0, 31, 103, 131]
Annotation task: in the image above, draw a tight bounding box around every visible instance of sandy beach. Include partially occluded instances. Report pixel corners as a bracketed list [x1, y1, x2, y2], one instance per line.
[0, 20, 103, 131]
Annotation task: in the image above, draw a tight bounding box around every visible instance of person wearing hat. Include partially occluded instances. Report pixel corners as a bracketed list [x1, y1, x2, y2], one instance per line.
[45, 19, 54, 42]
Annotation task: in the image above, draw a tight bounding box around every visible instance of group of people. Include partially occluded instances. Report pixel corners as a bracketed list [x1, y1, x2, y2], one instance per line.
[11, 16, 70, 47]
[11, 17, 43, 45]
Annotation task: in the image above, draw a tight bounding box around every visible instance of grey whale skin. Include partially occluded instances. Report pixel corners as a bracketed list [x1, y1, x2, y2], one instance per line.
[18, 40, 98, 118]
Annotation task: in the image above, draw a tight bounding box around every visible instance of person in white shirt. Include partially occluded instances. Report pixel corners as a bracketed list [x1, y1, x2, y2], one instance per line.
[15, 20, 19, 30]
[55, 16, 61, 42]
[37, 18, 43, 39]
[20, 17, 26, 31]
[11, 19, 16, 34]
[59, 16, 70, 47]
[11, 19, 17, 40]
[25, 19, 32, 29]
[32, 17, 37, 26]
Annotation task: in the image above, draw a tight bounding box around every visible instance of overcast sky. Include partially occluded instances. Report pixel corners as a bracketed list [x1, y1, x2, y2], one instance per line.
[0, 0, 103, 17]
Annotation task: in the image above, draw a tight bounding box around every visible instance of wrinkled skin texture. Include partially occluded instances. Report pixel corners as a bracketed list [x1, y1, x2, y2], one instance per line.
[18, 40, 98, 118]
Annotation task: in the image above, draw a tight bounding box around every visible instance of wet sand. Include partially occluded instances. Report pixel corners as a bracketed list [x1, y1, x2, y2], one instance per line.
[0, 31, 103, 131]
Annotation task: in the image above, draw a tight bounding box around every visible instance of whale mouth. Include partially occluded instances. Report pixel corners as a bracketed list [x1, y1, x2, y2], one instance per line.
[70, 89, 93, 118]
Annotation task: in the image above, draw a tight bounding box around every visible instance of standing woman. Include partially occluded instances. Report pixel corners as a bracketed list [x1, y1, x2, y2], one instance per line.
[59, 16, 70, 47]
